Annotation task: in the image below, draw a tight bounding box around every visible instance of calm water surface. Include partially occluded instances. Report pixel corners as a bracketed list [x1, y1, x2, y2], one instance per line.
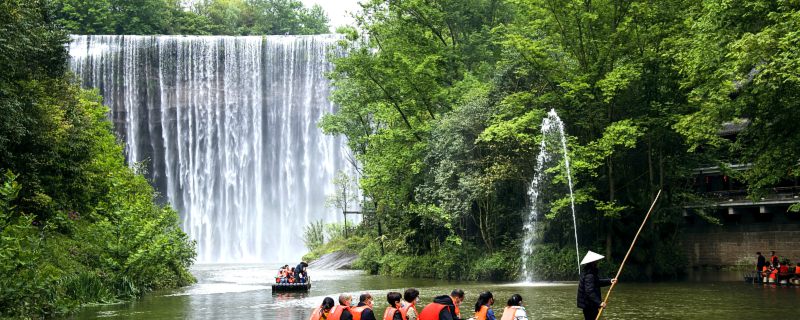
[68, 264, 799, 319]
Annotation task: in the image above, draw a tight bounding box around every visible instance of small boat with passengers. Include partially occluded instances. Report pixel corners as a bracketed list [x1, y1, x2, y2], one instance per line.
[272, 262, 311, 292]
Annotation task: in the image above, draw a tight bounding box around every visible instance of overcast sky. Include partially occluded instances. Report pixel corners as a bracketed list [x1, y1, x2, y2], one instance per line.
[301, 0, 361, 29]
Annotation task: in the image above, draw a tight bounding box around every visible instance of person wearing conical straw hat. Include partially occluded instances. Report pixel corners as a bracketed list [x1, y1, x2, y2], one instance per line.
[576, 251, 616, 320]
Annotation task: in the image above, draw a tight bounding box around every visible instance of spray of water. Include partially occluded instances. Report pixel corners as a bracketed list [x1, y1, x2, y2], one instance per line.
[521, 109, 580, 281]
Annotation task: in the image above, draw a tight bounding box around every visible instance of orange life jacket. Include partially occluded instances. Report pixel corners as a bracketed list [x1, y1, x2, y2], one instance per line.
[383, 306, 407, 320]
[309, 307, 329, 320]
[500, 307, 521, 320]
[351, 305, 372, 320]
[400, 302, 416, 318]
[795, 266, 800, 275]
[769, 268, 777, 279]
[329, 305, 350, 320]
[419, 303, 452, 320]
[780, 265, 789, 274]
[474, 305, 489, 320]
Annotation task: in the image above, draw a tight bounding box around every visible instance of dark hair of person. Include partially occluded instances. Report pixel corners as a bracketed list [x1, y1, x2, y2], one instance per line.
[451, 289, 465, 299]
[359, 293, 373, 303]
[765, 261, 771, 267]
[403, 288, 420, 303]
[474, 291, 493, 312]
[387, 292, 402, 307]
[756, 252, 761, 255]
[507, 294, 523, 307]
[321, 297, 335, 312]
[771, 251, 775, 255]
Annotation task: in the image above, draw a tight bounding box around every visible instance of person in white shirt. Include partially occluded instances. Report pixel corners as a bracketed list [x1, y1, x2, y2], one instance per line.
[500, 294, 528, 320]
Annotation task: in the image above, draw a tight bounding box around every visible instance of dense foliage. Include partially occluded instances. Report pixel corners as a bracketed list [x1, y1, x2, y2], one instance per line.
[0, 0, 195, 317]
[52, 0, 330, 35]
[322, 0, 800, 281]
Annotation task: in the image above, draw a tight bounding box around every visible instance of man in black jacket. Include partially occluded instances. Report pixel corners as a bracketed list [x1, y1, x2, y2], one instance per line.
[353, 293, 377, 320]
[577, 251, 616, 320]
[420, 289, 464, 320]
[756, 252, 766, 282]
[294, 261, 308, 282]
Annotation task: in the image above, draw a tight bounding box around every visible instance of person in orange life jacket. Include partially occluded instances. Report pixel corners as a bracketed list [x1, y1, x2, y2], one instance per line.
[473, 291, 496, 320]
[401, 288, 420, 320]
[384, 292, 405, 320]
[577, 251, 617, 320]
[500, 294, 527, 320]
[418, 289, 464, 320]
[779, 262, 790, 282]
[761, 262, 772, 283]
[280, 265, 291, 283]
[330, 294, 353, 320]
[310, 297, 336, 320]
[767, 264, 778, 283]
[352, 293, 376, 320]
[770, 251, 779, 267]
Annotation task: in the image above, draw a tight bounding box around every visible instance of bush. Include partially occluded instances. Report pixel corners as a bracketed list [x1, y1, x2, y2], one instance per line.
[469, 249, 521, 281]
[525, 244, 580, 281]
[303, 220, 325, 251]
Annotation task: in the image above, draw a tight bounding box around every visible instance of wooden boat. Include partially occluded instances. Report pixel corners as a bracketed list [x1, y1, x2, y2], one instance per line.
[271, 278, 311, 292]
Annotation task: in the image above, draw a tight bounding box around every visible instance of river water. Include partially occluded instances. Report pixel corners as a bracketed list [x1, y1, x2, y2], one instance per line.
[67, 264, 798, 319]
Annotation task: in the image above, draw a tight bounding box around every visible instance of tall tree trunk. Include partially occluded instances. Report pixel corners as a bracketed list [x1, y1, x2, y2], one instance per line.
[606, 158, 615, 259]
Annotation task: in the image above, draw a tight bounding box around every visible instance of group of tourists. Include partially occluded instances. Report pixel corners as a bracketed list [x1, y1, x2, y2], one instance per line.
[755, 251, 800, 285]
[309, 251, 615, 320]
[276, 261, 309, 284]
[308, 289, 528, 320]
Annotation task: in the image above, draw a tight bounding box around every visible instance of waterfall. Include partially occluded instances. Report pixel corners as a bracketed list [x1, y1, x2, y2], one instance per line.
[68, 35, 352, 263]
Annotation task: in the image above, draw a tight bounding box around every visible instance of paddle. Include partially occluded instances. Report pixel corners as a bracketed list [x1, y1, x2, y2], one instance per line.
[595, 189, 662, 320]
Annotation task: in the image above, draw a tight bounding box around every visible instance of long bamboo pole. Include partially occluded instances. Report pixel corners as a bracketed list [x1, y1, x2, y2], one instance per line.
[595, 189, 662, 320]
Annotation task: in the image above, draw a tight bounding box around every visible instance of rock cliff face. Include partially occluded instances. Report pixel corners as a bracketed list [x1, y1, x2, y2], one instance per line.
[308, 251, 358, 270]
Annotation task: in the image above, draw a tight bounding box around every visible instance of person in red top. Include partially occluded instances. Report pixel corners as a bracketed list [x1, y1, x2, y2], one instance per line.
[770, 251, 779, 267]
[418, 289, 464, 320]
[778, 263, 790, 283]
[384, 292, 406, 320]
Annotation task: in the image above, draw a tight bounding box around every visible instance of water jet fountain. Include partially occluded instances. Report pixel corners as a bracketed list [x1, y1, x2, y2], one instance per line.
[521, 109, 580, 282]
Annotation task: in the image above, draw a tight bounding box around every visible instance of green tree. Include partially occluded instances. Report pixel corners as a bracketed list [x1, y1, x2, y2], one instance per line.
[672, 0, 800, 211]
[52, 0, 331, 35]
[1, 1, 195, 316]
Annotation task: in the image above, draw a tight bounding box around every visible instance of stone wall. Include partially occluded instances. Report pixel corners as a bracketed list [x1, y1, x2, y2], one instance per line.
[681, 208, 800, 267]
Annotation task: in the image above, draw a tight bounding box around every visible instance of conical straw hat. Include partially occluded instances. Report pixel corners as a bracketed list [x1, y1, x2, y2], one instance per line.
[580, 250, 605, 265]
